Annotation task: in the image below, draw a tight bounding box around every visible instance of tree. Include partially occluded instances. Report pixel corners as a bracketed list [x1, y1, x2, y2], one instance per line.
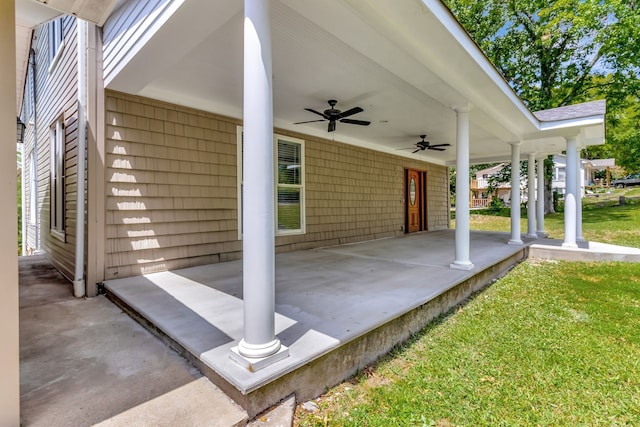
[444, 0, 640, 209]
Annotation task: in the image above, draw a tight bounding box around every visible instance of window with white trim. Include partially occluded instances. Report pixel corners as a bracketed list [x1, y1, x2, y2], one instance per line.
[276, 138, 304, 234]
[48, 17, 64, 71]
[50, 116, 65, 238]
[28, 152, 36, 225]
[236, 127, 305, 238]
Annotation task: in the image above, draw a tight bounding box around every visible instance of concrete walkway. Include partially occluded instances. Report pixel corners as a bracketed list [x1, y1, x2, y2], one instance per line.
[529, 237, 640, 262]
[19, 255, 247, 427]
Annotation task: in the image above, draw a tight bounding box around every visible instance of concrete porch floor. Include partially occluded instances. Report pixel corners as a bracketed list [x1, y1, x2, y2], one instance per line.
[103, 230, 534, 417]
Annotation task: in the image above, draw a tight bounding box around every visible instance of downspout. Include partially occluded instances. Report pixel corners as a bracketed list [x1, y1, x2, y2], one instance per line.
[30, 48, 39, 251]
[74, 19, 87, 298]
[20, 131, 26, 256]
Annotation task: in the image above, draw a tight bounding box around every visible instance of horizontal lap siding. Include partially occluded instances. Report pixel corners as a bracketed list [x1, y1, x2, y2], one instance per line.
[22, 17, 80, 280]
[105, 91, 450, 279]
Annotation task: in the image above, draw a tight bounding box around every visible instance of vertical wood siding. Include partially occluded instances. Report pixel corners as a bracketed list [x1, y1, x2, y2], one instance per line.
[105, 91, 450, 279]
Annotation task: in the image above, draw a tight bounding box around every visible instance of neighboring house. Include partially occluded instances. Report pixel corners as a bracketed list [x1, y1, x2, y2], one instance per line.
[552, 155, 616, 196]
[6, 0, 607, 422]
[470, 155, 614, 207]
[584, 158, 616, 188]
[470, 163, 512, 207]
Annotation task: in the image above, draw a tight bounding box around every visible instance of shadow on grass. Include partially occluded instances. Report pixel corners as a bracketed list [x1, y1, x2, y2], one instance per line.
[581, 207, 631, 224]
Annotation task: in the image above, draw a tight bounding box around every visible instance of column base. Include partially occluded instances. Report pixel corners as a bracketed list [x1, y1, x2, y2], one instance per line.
[562, 242, 578, 248]
[525, 233, 538, 239]
[450, 261, 474, 271]
[536, 231, 548, 238]
[230, 343, 289, 372]
[508, 239, 523, 245]
[73, 279, 85, 298]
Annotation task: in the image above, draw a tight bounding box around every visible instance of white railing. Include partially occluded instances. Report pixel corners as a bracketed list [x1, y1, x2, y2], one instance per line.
[471, 179, 511, 189]
[471, 178, 489, 188]
[471, 198, 491, 208]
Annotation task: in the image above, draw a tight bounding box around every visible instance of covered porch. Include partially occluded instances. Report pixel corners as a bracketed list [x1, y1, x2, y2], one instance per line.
[5, 0, 609, 423]
[103, 230, 532, 416]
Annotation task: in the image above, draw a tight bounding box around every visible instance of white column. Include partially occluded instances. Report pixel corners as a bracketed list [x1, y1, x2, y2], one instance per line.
[450, 106, 474, 270]
[576, 151, 584, 241]
[526, 152, 537, 238]
[0, 1, 20, 425]
[563, 137, 578, 247]
[508, 142, 523, 245]
[234, 0, 287, 367]
[536, 157, 546, 236]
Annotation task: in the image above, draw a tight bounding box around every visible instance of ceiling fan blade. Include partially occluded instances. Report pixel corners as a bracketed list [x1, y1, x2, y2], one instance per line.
[340, 118, 370, 126]
[412, 148, 421, 153]
[305, 108, 330, 120]
[428, 147, 446, 151]
[429, 143, 451, 148]
[337, 106, 363, 119]
[293, 119, 326, 125]
[328, 121, 336, 132]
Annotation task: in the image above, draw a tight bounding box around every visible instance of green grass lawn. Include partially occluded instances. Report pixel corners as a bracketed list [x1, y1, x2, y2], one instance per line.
[453, 188, 640, 248]
[296, 198, 640, 426]
[296, 260, 640, 426]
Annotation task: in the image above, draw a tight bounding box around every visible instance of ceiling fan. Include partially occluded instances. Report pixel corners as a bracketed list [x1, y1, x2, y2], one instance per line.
[294, 99, 371, 132]
[402, 135, 451, 153]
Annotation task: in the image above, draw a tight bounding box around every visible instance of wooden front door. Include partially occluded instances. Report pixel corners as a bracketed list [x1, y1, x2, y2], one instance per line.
[406, 169, 424, 233]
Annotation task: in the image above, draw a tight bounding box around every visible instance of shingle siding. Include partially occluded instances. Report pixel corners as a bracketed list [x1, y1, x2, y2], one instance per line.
[105, 91, 450, 279]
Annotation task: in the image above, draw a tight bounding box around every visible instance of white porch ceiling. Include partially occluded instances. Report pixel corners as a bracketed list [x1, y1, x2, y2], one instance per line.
[104, 0, 604, 165]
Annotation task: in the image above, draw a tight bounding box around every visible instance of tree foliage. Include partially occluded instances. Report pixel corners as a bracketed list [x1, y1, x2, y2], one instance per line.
[444, 0, 640, 172]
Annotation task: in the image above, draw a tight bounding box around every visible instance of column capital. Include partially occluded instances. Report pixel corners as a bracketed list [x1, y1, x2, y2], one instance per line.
[509, 140, 522, 146]
[565, 135, 579, 144]
[452, 104, 473, 113]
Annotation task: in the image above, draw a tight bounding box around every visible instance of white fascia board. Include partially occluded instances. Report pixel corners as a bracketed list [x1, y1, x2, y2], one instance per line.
[538, 115, 605, 131]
